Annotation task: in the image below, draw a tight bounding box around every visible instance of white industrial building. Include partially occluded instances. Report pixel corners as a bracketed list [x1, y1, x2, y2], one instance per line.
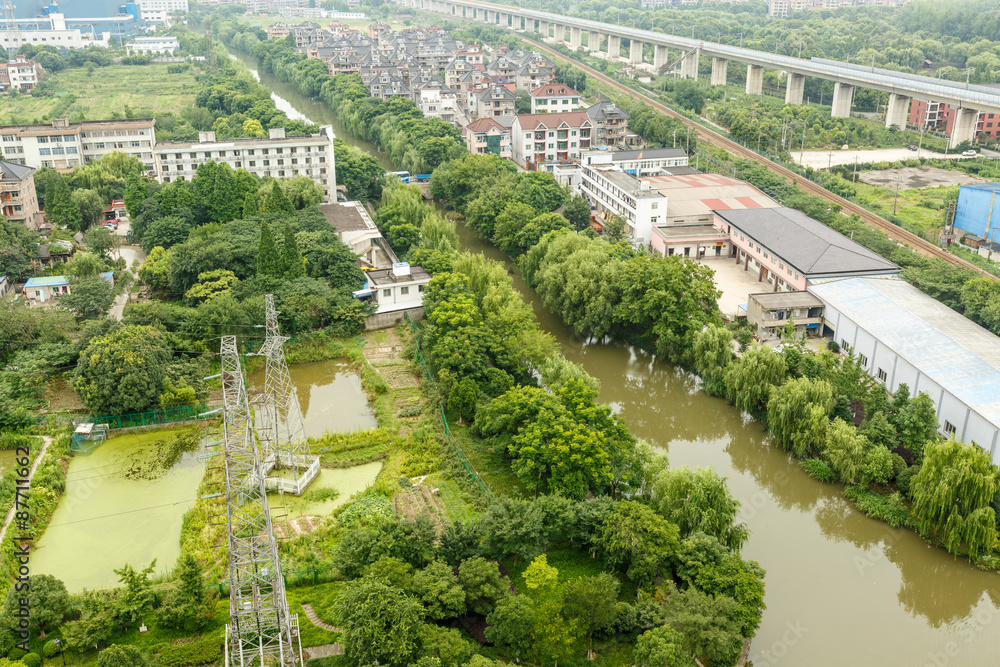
[0, 13, 113, 50]
[152, 127, 337, 201]
[127, 35, 180, 54]
[136, 0, 190, 14]
[809, 276, 1000, 463]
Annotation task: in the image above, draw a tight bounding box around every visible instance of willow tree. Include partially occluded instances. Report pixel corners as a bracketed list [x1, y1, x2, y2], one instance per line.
[911, 439, 1000, 559]
[724, 345, 787, 415]
[650, 466, 749, 551]
[767, 376, 833, 457]
[823, 418, 894, 487]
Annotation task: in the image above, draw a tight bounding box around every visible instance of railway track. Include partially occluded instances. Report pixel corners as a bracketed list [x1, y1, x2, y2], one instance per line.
[521, 36, 994, 278]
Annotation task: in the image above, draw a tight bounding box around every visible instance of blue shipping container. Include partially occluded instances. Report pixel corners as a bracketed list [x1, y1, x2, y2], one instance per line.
[954, 183, 1000, 240]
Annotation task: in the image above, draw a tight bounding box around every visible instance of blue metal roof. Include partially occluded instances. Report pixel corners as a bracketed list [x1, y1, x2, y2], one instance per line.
[24, 272, 113, 288]
[808, 277, 1000, 426]
[960, 182, 1000, 193]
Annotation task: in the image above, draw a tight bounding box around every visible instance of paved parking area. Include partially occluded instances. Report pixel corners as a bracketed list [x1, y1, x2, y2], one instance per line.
[792, 147, 973, 170]
[700, 256, 771, 319]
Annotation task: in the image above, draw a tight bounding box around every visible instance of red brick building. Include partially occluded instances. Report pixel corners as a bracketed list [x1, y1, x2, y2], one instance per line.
[909, 99, 1000, 140]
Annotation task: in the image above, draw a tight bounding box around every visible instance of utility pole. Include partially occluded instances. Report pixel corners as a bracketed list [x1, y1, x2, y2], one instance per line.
[893, 171, 902, 214]
[800, 122, 807, 164]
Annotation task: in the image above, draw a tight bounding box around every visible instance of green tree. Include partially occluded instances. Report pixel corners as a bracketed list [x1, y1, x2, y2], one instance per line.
[386, 223, 421, 254]
[894, 392, 939, 458]
[412, 560, 466, 621]
[242, 118, 265, 137]
[562, 573, 620, 658]
[491, 202, 537, 254]
[662, 587, 744, 667]
[911, 439, 999, 559]
[242, 191, 259, 218]
[83, 226, 120, 261]
[1, 575, 71, 634]
[332, 579, 425, 667]
[46, 176, 82, 229]
[485, 595, 534, 656]
[138, 246, 171, 291]
[417, 625, 474, 667]
[209, 163, 241, 223]
[523, 554, 559, 604]
[824, 418, 894, 487]
[142, 216, 192, 253]
[95, 645, 149, 667]
[73, 325, 170, 414]
[562, 194, 592, 232]
[766, 377, 834, 457]
[184, 269, 238, 303]
[650, 467, 749, 551]
[633, 625, 688, 667]
[692, 324, 734, 395]
[724, 345, 787, 414]
[596, 500, 680, 584]
[63, 252, 106, 279]
[456, 557, 508, 616]
[602, 213, 627, 241]
[256, 221, 283, 277]
[123, 172, 146, 219]
[281, 221, 306, 278]
[72, 189, 106, 230]
[261, 181, 294, 214]
[60, 278, 116, 320]
[448, 377, 478, 423]
[113, 560, 157, 625]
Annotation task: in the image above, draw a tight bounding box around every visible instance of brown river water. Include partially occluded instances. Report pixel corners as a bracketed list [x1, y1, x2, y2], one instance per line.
[234, 49, 1000, 666]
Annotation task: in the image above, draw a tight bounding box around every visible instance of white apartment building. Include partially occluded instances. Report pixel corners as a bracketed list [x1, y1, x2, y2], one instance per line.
[529, 83, 583, 114]
[414, 80, 458, 125]
[127, 36, 180, 54]
[580, 147, 689, 176]
[511, 111, 594, 171]
[0, 118, 156, 171]
[0, 14, 111, 51]
[153, 127, 337, 201]
[137, 0, 190, 13]
[0, 56, 39, 92]
[579, 165, 664, 244]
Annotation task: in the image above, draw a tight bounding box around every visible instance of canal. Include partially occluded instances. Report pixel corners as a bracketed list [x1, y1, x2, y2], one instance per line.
[235, 48, 1000, 667]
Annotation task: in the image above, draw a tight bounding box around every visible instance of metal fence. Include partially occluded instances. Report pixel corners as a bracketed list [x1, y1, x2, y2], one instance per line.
[90, 404, 222, 430]
[403, 314, 495, 500]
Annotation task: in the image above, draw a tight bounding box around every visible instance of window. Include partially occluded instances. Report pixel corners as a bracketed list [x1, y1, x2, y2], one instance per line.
[52, 147, 64, 155]
[400, 286, 409, 295]
[38, 148, 51, 155]
[63, 135, 75, 142]
[204, 152, 211, 158]
[840, 339, 850, 352]
[944, 421, 956, 436]
[418, 285, 425, 292]
[858, 353, 868, 368]
[382, 289, 391, 297]
[37, 137, 48, 143]
[249, 161, 256, 167]
[877, 368, 888, 383]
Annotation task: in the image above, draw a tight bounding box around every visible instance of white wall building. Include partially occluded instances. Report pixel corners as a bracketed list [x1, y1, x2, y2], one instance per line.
[529, 83, 583, 114]
[809, 276, 1000, 464]
[153, 126, 337, 201]
[579, 165, 665, 243]
[137, 0, 190, 13]
[0, 14, 111, 51]
[362, 262, 431, 314]
[0, 118, 156, 171]
[414, 81, 457, 125]
[510, 111, 594, 171]
[127, 35, 180, 54]
[581, 147, 689, 175]
[0, 56, 39, 92]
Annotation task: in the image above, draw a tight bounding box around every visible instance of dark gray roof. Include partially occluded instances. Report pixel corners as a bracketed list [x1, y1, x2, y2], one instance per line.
[0, 159, 35, 181]
[715, 207, 902, 278]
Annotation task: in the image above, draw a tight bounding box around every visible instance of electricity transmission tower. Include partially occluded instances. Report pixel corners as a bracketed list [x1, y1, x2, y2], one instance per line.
[219, 336, 301, 667]
[255, 295, 319, 495]
[1, 2, 22, 59]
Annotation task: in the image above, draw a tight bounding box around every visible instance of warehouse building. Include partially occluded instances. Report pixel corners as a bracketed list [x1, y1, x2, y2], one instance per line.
[809, 277, 1000, 463]
[953, 182, 1000, 242]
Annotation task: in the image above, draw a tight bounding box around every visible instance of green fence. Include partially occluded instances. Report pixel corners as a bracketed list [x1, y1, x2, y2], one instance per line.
[205, 566, 339, 598]
[89, 404, 222, 430]
[403, 314, 495, 500]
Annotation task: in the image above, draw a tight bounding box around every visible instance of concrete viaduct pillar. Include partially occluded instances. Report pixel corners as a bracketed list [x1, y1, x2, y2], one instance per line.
[745, 64, 764, 96]
[607, 35, 621, 59]
[630, 40, 643, 64]
[654, 45, 669, 71]
[570, 27, 582, 48]
[538, 20, 548, 36]
[951, 108, 979, 148]
[588, 32, 602, 52]
[711, 57, 728, 86]
[785, 73, 805, 105]
[680, 48, 699, 79]
[885, 93, 910, 130]
[831, 82, 854, 118]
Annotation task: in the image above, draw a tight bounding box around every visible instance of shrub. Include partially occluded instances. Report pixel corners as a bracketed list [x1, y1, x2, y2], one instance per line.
[827, 340, 840, 354]
[158, 638, 223, 667]
[844, 486, 913, 528]
[42, 640, 61, 658]
[895, 464, 921, 499]
[800, 458, 835, 483]
[20, 655, 40, 667]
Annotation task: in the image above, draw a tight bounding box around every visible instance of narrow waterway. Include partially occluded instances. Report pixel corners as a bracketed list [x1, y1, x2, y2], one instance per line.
[241, 51, 1000, 667]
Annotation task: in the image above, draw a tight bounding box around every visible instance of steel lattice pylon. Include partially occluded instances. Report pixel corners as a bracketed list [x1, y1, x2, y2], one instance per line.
[255, 295, 319, 495]
[220, 336, 301, 667]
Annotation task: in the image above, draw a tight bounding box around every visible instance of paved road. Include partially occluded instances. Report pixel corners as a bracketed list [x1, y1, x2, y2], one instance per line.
[792, 147, 975, 169]
[0, 436, 52, 544]
[109, 220, 146, 320]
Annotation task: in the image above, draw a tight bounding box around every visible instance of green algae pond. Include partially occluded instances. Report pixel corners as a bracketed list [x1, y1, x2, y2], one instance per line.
[31, 428, 205, 592]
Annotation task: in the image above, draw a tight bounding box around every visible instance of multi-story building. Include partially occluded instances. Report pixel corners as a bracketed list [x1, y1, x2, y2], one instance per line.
[0, 13, 115, 51]
[909, 99, 1000, 140]
[413, 79, 457, 124]
[529, 83, 583, 114]
[768, 0, 912, 16]
[152, 127, 337, 201]
[586, 101, 630, 148]
[0, 56, 38, 92]
[137, 0, 190, 14]
[581, 147, 689, 175]
[463, 117, 513, 158]
[126, 35, 180, 54]
[473, 85, 517, 119]
[0, 118, 157, 171]
[511, 111, 594, 171]
[0, 159, 40, 228]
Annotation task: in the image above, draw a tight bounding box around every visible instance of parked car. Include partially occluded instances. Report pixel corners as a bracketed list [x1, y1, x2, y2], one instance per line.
[962, 150, 978, 157]
[907, 144, 918, 151]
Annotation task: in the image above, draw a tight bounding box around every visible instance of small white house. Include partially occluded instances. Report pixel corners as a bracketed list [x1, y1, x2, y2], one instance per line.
[355, 263, 432, 329]
[23, 271, 113, 306]
[127, 36, 180, 55]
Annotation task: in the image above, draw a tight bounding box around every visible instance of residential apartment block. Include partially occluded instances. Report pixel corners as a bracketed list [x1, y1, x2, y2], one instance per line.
[0, 56, 38, 92]
[463, 117, 514, 158]
[152, 127, 337, 201]
[586, 102, 631, 148]
[0, 160, 40, 228]
[0, 118, 156, 171]
[909, 99, 1000, 140]
[530, 83, 583, 114]
[511, 111, 593, 171]
[768, 0, 911, 16]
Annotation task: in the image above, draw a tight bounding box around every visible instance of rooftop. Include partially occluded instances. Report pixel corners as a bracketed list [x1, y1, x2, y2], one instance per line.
[530, 83, 579, 97]
[0, 118, 155, 137]
[749, 291, 824, 309]
[603, 147, 687, 161]
[642, 173, 778, 220]
[715, 207, 902, 278]
[652, 223, 724, 239]
[154, 133, 329, 149]
[808, 277, 1000, 426]
[318, 201, 377, 234]
[24, 271, 112, 288]
[0, 159, 35, 182]
[367, 265, 432, 285]
[959, 182, 1000, 192]
[514, 111, 593, 130]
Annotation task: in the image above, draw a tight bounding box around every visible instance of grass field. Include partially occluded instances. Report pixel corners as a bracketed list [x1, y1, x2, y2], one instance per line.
[0, 64, 199, 125]
[848, 180, 956, 232]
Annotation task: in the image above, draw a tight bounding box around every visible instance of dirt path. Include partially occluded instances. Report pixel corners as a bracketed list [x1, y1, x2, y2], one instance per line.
[302, 603, 341, 633]
[0, 436, 52, 544]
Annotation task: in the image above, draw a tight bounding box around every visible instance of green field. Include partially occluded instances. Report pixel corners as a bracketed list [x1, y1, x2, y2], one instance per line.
[848, 180, 957, 232]
[0, 64, 199, 125]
